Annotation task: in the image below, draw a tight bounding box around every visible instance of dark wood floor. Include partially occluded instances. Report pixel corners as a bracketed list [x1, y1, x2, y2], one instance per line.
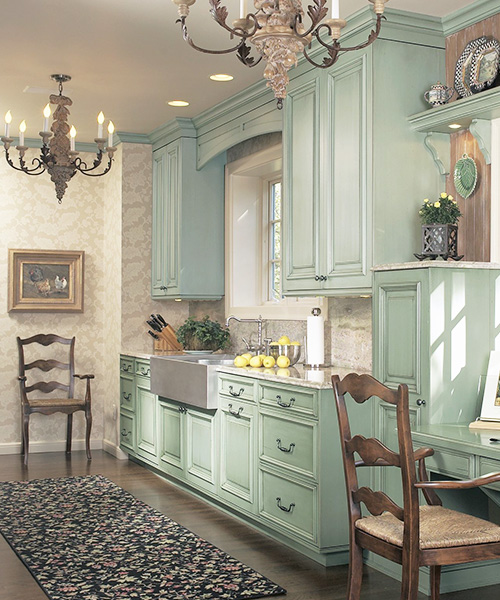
[0, 450, 498, 600]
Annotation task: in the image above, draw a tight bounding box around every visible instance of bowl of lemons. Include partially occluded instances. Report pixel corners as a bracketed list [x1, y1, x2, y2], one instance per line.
[269, 336, 302, 366]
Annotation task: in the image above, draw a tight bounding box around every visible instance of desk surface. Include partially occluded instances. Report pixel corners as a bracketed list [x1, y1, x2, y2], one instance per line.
[413, 423, 500, 461]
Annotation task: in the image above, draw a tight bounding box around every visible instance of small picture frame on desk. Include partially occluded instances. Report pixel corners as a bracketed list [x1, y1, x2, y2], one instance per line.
[479, 350, 500, 422]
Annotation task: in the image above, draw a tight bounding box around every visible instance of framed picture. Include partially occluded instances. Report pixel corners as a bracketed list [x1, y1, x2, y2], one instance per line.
[479, 350, 500, 422]
[8, 249, 84, 312]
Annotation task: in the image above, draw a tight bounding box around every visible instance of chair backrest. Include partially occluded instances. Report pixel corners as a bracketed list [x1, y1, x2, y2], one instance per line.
[17, 334, 76, 399]
[332, 373, 420, 547]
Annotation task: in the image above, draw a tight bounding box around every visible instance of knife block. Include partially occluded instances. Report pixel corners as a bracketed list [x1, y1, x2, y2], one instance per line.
[151, 323, 183, 352]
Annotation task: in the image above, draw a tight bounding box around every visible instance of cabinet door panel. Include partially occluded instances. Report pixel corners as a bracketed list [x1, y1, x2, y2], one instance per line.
[136, 376, 158, 463]
[120, 412, 135, 452]
[186, 409, 216, 491]
[219, 401, 255, 511]
[120, 373, 135, 413]
[159, 401, 184, 475]
[283, 75, 321, 291]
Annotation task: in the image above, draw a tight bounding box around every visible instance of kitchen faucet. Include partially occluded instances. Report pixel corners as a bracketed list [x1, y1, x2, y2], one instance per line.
[225, 315, 265, 353]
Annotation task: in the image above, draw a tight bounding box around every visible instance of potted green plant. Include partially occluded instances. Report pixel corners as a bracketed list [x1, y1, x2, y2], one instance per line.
[176, 316, 230, 352]
[415, 192, 463, 260]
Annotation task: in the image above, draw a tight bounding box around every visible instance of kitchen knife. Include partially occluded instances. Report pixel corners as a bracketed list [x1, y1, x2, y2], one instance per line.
[148, 330, 159, 340]
[146, 319, 162, 333]
[156, 314, 168, 327]
[150, 314, 164, 329]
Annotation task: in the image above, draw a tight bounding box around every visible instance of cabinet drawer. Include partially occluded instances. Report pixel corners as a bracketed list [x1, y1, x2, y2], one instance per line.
[135, 359, 151, 378]
[120, 356, 134, 374]
[259, 468, 317, 543]
[120, 412, 135, 452]
[260, 384, 318, 418]
[219, 375, 255, 403]
[120, 375, 135, 412]
[424, 446, 473, 480]
[478, 457, 500, 492]
[260, 412, 317, 479]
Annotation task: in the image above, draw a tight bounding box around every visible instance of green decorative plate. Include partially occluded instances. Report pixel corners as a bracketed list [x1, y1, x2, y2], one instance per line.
[454, 153, 477, 199]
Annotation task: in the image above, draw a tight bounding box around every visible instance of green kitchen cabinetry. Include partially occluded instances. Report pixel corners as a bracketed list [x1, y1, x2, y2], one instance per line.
[119, 356, 136, 453]
[283, 33, 445, 296]
[151, 119, 226, 300]
[158, 397, 218, 494]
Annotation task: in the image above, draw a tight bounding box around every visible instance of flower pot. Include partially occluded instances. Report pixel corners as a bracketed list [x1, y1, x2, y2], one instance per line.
[414, 224, 463, 261]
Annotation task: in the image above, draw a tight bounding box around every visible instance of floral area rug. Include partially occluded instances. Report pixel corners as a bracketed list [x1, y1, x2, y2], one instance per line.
[0, 474, 286, 600]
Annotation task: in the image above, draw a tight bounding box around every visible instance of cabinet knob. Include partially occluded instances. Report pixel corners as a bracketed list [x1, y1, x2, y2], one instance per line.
[416, 398, 426, 406]
[315, 275, 320, 281]
[159, 285, 167, 291]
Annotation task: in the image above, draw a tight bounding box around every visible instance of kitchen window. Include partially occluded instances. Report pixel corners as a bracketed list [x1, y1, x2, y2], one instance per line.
[225, 143, 326, 320]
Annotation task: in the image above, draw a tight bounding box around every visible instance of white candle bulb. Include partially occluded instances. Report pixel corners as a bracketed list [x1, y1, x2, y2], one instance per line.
[331, 0, 339, 19]
[107, 120, 115, 147]
[4, 110, 12, 137]
[70, 125, 77, 151]
[97, 111, 105, 138]
[239, 0, 246, 18]
[19, 120, 26, 146]
[43, 104, 51, 133]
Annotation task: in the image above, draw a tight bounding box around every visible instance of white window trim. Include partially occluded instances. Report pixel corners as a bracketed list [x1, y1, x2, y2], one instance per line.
[225, 144, 327, 320]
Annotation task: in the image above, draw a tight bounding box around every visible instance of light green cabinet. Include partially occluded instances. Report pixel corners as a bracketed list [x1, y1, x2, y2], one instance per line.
[158, 398, 218, 494]
[151, 119, 226, 300]
[283, 36, 445, 296]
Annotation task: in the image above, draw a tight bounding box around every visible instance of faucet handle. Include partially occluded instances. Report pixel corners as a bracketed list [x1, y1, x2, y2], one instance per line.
[242, 337, 251, 350]
[263, 337, 272, 355]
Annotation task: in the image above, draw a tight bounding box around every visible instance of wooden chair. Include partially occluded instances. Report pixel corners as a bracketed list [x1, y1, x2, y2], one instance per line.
[17, 334, 94, 466]
[332, 372, 500, 600]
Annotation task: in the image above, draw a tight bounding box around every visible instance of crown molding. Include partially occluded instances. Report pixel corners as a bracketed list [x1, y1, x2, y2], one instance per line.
[115, 132, 151, 145]
[149, 117, 197, 150]
[443, 0, 500, 37]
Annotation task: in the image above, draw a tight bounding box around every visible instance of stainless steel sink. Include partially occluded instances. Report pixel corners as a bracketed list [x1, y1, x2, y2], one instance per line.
[150, 354, 236, 409]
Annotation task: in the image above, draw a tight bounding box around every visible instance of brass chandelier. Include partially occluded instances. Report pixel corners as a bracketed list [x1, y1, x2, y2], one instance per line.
[1, 74, 116, 203]
[173, 0, 388, 108]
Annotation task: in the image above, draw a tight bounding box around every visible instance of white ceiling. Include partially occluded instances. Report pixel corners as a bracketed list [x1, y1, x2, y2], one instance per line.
[0, 0, 478, 142]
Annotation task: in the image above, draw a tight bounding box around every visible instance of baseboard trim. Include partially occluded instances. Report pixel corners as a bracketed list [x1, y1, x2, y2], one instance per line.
[0, 439, 103, 456]
[102, 439, 128, 460]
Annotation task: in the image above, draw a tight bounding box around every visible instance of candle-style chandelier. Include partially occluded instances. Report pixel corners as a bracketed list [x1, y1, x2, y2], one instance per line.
[1, 74, 116, 203]
[173, 0, 388, 108]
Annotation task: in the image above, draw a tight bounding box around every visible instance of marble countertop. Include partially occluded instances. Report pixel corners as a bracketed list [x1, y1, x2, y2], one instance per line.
[373, 261, 500, 271]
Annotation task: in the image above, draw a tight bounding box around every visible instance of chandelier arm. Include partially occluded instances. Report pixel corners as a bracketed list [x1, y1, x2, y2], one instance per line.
[185, 34, 250, 55]
[4, 150, 47, 175]
[207, 0, 259, 37]
[76, 157, 114, 178]
[73, 152, 104, 173]
[302, 44, 340, 69]
[335, 14, 384, 52]
[293, 0, 329, 39]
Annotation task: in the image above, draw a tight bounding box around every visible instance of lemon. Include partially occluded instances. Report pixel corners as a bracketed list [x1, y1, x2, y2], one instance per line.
[258, 354, 267, 361]
[269, 341, 279, 346]
[241, 353, 253, 361]
[277, 368, 291, 377]
[249, 355, 263, 368]
[278, 335, 291, 345]
[276, 355, 290, 368]
[262, 356, 276, 368]
[291, 341, 300, 346]
[234, 355, 249, 367]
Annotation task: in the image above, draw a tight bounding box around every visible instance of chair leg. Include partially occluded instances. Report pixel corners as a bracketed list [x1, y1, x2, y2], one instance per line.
[430, 566, 441, 600]
[22, 413, 29, 467]
[401, 554, 420, 600]
[347, 542, 363, 600]
[85, 410, 92, 460]
[66, 413, 73, 454]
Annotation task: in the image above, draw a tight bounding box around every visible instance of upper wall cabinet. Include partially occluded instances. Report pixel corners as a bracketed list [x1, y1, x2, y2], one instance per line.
[283, 26, 446, 296]
[152, 124, 226, 300]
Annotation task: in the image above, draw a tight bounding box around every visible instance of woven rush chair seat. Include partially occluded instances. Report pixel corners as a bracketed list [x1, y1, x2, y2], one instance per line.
[356, 505, 500, 549]
[26, 397, 86, 408]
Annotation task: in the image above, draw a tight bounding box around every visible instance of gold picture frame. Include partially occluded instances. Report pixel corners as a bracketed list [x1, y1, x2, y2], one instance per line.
[8, 249, 84, 312]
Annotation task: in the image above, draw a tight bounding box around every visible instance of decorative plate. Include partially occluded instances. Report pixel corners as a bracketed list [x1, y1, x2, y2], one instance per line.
[455, 36, 500, 98]
[453, 154, 477, 199]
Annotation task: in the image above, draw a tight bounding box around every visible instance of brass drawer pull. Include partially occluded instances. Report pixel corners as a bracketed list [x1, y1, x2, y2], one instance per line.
[121, 364, 132, 372]
[276, 497, 295, 513]
[276, 438, 295, 453]
[276, 395, 295, 408]
[122, 392, 132, 401]
[228, 404, 243, 417]
[228, 385, 244, 397]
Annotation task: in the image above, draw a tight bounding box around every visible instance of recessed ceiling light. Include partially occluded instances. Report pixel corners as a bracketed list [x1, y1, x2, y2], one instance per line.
[167, 100, 189, 107]
[210, 74, 234, 82]
[448, 123, 462, 129]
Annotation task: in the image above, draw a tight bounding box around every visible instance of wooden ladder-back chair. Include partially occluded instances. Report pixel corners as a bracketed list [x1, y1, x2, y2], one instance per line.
[17, 334, 94, 466]
[332, 372, 500, 600]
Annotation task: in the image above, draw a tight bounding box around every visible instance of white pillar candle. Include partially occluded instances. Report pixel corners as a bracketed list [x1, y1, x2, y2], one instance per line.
[19, 120, 26, 145]
[4, 110, 12, 137]
[43, 104, 51, 133]
[97, 111, 105, 138]
[70, 125, 76, 151]
[239, 0, 246, 18]
[331, 0, 339, 19]
[107, 120, 115, 147]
